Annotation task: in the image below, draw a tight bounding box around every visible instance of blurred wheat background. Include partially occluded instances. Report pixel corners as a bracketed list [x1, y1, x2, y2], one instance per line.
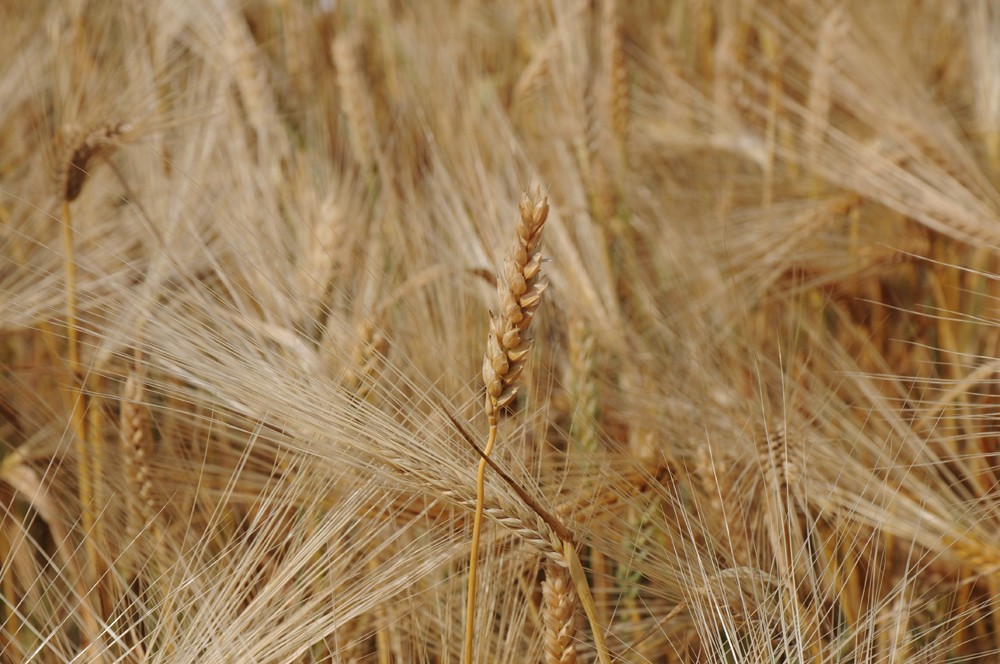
[3, 0, 1000, 662]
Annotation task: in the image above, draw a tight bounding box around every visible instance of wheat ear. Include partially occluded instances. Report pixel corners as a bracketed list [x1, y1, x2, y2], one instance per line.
[122, 355, 156, 535]
[332, 33, 380, 180]
[543, 561, 579, 664]
[464, 190, 549, 664]
[60, 122, 131, 203]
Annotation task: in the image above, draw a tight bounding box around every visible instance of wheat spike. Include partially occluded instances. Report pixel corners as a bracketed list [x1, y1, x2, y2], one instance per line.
[122, 365, 155, 532]
[602, 0, 628, 150]
[542, 561, 579, 664]
[804, 6, 847, 167]
[481, 190, 550, 422]
[332, 33, 379, 178]
[56, 120, 129, 605]
[60, 121, 131, 202]
[567, 318, 599, 458]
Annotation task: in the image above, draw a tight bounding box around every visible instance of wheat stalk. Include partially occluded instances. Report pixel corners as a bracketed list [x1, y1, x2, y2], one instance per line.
[57, 121, 130, 616]
[465, 189, 549, 663]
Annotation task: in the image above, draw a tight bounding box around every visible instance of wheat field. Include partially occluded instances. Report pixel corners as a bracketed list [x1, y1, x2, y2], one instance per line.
[3, 1, 1000, 662]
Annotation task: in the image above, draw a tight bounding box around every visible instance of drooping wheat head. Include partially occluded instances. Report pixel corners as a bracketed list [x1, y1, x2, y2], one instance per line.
[59, 121, 132, 203]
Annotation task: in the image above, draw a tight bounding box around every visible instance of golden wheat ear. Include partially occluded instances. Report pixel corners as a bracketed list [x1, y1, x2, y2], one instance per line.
[543, 561, 579, 664]
[121, 357, 156, 537]
[482, 189, 550, 420]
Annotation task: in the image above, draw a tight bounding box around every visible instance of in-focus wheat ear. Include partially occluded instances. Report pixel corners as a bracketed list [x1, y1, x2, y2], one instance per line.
[466, 189, 549, 664]
[481, 191, 550, 421]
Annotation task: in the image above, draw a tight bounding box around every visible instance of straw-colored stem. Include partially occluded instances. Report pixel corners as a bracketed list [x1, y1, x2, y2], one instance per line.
[563, 540, 611, 664]
[464, 421, 498, 664]
[61, 200, 97, 583]
[61, 200, 81, 377]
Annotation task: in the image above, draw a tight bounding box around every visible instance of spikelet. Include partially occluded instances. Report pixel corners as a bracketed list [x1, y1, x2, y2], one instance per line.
[482, 190, 550, 422]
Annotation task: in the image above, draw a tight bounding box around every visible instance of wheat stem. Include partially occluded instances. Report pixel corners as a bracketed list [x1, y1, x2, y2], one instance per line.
[61, 199, 98, 587]
[563, 540, 611, 664]
[464, 423, 498, 663]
